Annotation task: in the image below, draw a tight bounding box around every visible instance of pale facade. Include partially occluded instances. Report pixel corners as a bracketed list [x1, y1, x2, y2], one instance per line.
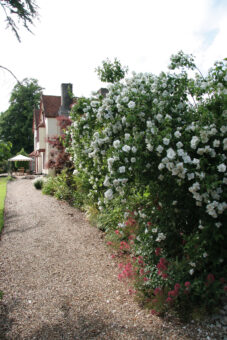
[31, 84, 73, 175]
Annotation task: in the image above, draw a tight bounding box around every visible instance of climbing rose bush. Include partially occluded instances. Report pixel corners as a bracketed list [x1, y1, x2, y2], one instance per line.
[66, 52, 227, 316]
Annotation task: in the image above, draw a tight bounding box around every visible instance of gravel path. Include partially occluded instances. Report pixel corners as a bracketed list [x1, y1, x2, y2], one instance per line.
[0, 179, 224, 339]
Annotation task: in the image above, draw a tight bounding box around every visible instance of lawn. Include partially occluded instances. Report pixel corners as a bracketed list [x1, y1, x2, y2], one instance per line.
[0, 177, 8, 232]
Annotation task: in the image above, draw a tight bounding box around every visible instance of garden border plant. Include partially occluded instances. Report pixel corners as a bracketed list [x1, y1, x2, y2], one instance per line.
[0, 176, 8, 233]
[44, 52, 227, 319]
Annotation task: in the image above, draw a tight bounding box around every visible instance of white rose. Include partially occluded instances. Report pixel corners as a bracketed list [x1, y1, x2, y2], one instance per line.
[217, 164, 226, 172]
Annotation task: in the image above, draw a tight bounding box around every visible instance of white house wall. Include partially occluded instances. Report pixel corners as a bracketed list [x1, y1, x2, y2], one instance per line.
[38, 127, 46, 150]
[43, 117, 60, 175]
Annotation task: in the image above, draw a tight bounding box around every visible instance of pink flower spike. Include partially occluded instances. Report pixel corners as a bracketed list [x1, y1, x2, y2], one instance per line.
[174, 283, 181, 291]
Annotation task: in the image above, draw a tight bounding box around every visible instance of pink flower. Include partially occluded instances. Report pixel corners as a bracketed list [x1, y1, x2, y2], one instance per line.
[107, 241, 112, 246]
[174, 283, 181, 291]
[155, 247, 161, 256]
[207, 273, 215, 283]
[184, 281, 191, 288]
[154, 287, 162, 296]
[147, 221, 152, 226]
[151, 309, 157, 315]
[166, 297, 172, 303]
[143, 277, 149, 282]
[168, 290, 177, 297]
[161, 273, 168, 279]
[115, 230, 120, 234]
[111, 254, 115, 259]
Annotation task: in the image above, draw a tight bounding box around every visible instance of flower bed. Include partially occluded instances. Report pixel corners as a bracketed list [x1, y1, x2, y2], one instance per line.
[65, 52, 227, 317]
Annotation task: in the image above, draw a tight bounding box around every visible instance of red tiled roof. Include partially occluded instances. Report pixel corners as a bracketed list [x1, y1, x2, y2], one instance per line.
[42, 95, 61, 117]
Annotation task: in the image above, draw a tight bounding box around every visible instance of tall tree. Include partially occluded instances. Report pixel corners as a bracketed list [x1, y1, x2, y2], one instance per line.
[0, 78, 42, 154]
[0, 0, 38, 42]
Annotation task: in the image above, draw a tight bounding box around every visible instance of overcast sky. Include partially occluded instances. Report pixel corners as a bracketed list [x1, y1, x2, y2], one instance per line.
[0, 0, 226, 113]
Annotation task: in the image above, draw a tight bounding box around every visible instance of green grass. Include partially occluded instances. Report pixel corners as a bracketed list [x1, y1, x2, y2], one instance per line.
[0, 177, 8, 233]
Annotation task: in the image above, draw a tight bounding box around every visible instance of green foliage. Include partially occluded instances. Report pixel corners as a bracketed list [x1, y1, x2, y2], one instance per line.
[95, 58, 128, 83]
[33, 177, 45, 190]
[0, 78, 42, 155]
[0, 140, 12, 172]
[0, 177, 8, 232]
[66, 52, 227, 317]
[0, 0, 38, 42]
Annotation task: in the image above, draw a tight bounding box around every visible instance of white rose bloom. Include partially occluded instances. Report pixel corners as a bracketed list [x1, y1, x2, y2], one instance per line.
[158, 163, 165, 170]
[220, 126, 227, 134]
[217, 164, 226, 172]
[191, 136, 200, 149]
[215, 222, 222, 228]
[203, 252, 208, 258]
[176, 141, 183, 149]
[189, 269, 194, 275]
[132, 146, 137, 153]
[197, 148, 204, 155]
[187, 172, 195, 181]
[103, 176, 110, 187]
[119, 166, 126, 173]
[147, 143, 153, 151]
[131, 157, 136, 163]
[158, 174, 164, 181]
[147, 121, 152, 128]
[174, 131, 181, 138]
[223, 138, 227, 150]
[122, 96, 129, 103]
[128, 101, 136, 109]
[213, 140, 220, 148]
[167, 148, 176, 160]
[177, 149, 184, 157]
[125, 133, 130, 141]
[163, 138, 170, 145]
[156, 114, 163, 122]
[156, 233, 166, 242]
[156, 145, 164, 154]
[104, 189, 113, 200]
[122, 116, 126, 124]
[122, 145, 131, 152]
[113, 140, 121, 149]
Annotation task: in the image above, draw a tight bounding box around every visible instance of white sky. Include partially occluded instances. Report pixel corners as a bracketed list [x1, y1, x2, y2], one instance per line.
[0, 0, 227, 113]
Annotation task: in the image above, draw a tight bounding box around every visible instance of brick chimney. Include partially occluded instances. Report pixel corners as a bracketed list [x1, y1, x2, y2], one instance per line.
[58, 83, 73, 116]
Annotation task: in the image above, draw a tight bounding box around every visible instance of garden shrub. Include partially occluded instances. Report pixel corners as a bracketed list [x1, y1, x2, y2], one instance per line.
[65, 52, 226, 317]
[32, 176, 46, 190]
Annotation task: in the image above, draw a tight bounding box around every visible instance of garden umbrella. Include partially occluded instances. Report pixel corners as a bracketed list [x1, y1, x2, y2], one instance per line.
[8, 154, 33, 161]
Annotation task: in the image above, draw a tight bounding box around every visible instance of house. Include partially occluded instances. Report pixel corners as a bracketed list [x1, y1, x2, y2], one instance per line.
[31, 83, 73, 175]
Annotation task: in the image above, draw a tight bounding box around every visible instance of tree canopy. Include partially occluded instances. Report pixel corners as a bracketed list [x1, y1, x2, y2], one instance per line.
[0, 0, 38, 41]
[0, 78, 42, 155]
